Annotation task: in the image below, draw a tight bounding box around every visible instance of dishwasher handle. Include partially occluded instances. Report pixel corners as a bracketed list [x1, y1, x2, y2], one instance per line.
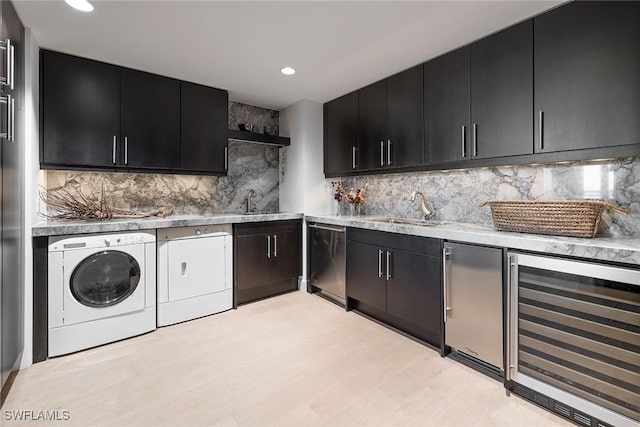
[308, 224, 345, 233]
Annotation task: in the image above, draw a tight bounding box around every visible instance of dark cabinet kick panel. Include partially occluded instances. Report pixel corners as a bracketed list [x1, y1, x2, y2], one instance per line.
[234, 220, 302, 305]
[346, 228, 442, 347]
[534, 1, 640, 153]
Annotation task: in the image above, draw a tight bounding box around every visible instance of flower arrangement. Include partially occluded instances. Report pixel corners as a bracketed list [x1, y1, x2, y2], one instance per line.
[345, 187, 366, 204]
[331, 181, 345, 202]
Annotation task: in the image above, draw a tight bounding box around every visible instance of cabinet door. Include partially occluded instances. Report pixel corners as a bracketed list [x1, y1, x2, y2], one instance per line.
[121, 69, 180, 169]
[386, 250, 441, 346]
[358, 80, 387, 170]
[41, 51, 120, 168]
[346, 240, 386, 312]
[471, 20, 533, 159]
[324, 92, 358, 175]
[270, 229, 301, 284]
[387, 65, 423, 167]
[534, 1, 640, 153]
[424, 46, 470, 164]
[180, 82, 228, 173]
[235, 233, 271, 302]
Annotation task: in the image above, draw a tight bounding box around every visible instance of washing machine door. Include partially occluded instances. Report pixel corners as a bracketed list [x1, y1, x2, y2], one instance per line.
[62, 245, 147, 326]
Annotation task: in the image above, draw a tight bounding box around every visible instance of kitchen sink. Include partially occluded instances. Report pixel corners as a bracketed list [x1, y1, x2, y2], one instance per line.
[368, 217, 449, 227]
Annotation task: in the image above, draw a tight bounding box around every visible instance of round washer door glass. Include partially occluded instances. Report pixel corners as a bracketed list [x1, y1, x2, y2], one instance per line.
[70, 250, 141, 307]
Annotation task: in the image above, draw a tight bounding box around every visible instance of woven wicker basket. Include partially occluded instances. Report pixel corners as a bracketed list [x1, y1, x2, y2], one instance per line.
[477, 200, 629, 238]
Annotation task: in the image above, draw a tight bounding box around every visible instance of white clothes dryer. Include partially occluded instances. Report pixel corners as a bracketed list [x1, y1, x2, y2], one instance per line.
[48, 230, 156, 357]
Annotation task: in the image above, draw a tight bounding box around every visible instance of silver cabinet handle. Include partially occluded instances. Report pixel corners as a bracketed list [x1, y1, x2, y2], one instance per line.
[0, 39, 13, 89]
[538, 110, 544, 150]
[0, 95, 8, 140]
[272, 234, 277, 258]
[352, 146, 357, 169]
[224, 146, 228, 170]
[112, 136, 117, 164]
[266, 235, 271, 259]
[1, 94, 13, 142]
[506, 253, 518, 381]
[8, 41, 13, 90]
[387, 139, 392, 166]
[386, 251, 392, 280]
[308, 224, 345, 233]
[461, 125, 466, 158]
[380, 140, 385, 166]
[378, 249, 384, 278]
[125, 137, 128, 164]
[8, 95, 13, 142]
[443, 247, 451, 323]
[472, 123, 478, 157]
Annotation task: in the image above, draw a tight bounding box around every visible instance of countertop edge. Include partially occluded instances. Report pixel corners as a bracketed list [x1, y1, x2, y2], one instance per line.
[305, 215, 640, 266]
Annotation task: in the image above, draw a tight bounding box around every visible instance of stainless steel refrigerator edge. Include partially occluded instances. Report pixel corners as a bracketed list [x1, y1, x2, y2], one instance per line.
[308, 223, 346, 304]
[443, 242, 503, 371]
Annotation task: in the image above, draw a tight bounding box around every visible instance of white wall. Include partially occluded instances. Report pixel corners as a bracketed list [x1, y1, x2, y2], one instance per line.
[279, 100, 332, 290]
[21, 28, 40, 368]
[279, 100, 332, 215]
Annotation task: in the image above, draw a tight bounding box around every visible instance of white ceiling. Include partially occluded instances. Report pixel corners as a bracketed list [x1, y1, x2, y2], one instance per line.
[14, 0, 563, 110]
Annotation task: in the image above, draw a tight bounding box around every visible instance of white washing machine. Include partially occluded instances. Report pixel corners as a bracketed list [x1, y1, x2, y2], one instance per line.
[157, 225, 232, 327]
[48, 230, 156, 357]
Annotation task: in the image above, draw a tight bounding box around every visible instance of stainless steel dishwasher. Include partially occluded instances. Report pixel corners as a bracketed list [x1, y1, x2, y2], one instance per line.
[443, 242, 503, 372]
[308, 223, 346, 304]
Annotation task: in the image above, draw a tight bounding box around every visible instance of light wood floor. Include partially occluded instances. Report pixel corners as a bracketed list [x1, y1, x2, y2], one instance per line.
[4, 292, 570, 426]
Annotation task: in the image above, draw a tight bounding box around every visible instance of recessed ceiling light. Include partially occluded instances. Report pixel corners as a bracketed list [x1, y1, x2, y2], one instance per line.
[64, 0, 94, 12]
[280, 67, 296, 76]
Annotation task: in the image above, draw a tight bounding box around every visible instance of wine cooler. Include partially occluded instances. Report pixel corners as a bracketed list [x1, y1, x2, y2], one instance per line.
[507, 253, 639, 427]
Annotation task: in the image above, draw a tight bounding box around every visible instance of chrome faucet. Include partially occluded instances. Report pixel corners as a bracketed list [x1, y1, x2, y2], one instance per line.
[409, 191, 435, 220]
[246, 189, 256, 214]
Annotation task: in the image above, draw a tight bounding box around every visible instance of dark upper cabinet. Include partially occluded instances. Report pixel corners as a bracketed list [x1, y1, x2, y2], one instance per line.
[534, 1, 640, 153]
[470, 20, 533, 159]
[120, 70, 180, 170]
[358, 80, 387, 170]
[41, 50, 121, 168]
[424, 46, 470, 164]
[387, 65, 423, 167]
[180, 82, 228, 173]
[324, 91, 358, 175]
[358, 65, 423, 170]
[41, 50, 230, 174]
[234, 220, 302, 305]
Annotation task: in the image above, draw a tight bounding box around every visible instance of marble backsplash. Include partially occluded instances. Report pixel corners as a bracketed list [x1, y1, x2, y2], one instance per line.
[334, 157, 640, 237]
[45, 140, 280, 216]
[229, 101, 279, 135]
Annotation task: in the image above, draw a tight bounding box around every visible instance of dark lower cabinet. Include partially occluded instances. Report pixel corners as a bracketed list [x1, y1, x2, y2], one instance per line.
[534, 1, 640, 153]
[234, 220, 302, 305]
[346, 228, 442, 346]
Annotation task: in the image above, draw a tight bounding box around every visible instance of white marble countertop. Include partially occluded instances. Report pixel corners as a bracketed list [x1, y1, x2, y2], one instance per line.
[33, 212, 640, 266]
[306, 214, 640, 266]
[32, 212, 304, 237]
